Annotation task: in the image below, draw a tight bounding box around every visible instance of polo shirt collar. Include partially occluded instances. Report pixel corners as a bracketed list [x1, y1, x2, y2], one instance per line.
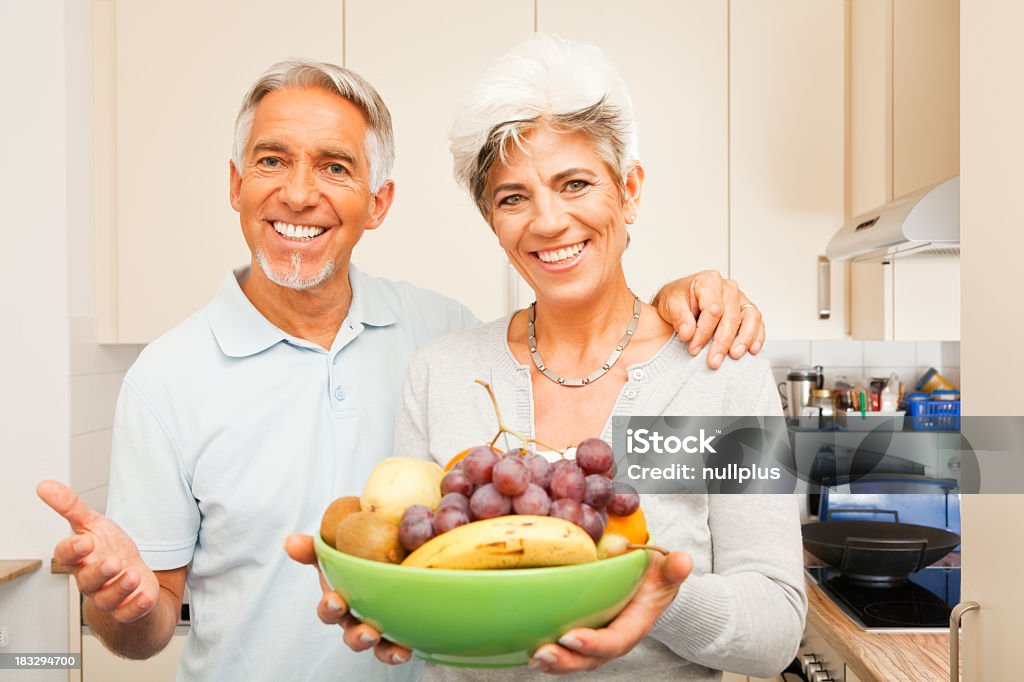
[207, 264, 398, 358]
[347, 263, 399, 328]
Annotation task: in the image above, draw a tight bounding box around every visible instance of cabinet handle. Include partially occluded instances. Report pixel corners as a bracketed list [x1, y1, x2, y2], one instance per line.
[949, 600, 980, 681]
[817, 255, 831, 320]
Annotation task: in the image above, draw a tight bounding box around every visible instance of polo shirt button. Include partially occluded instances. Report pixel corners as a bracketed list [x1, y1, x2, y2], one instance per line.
[334, 387, 346, 400]
[625, 389, 638, 399]
[632, 368, 645, 381]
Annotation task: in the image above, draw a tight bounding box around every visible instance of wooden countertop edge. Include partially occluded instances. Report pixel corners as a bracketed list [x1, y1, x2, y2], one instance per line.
[50, 558, 72, 574]
[805, 574, 951, 682]
[0, 559, 43, 586]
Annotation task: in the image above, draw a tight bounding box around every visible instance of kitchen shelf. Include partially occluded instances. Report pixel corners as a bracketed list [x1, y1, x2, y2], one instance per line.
[0, 559, 43, 587]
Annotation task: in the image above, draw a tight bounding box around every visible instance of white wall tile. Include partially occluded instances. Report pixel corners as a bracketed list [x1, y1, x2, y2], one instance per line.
[70, 342, 143, 376]
[69, 372, 125, 436]
[822, 366, 864, 388]
[770, 339, 960, 398]
[70, 429, 112, 495]
[69, 317, 144, 375]
[864, 341, 916, 367]
[941, 341, 961, 369]
[811, 340, 864, 367]
[78, 485, 109, 516]
[770, 369, 791, 405]
[762, 339, 812, 368]
[864, 366, 917, 387]
[915, 341, 943, 370]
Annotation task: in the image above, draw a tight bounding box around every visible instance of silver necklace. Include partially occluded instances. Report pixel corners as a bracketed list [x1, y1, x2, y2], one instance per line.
[527, 292, 641, 387]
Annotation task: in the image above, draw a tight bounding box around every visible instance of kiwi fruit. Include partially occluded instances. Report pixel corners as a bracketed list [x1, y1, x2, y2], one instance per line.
[319, 496, 363, 548]
[334, 511, 406, 564]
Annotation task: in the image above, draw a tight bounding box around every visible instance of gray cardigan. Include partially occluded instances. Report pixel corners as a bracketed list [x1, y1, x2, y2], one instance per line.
[394, 317, 806, 681]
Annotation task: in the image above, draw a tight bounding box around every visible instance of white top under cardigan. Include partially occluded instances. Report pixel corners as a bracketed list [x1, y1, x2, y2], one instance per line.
[393, 316, 807, 682]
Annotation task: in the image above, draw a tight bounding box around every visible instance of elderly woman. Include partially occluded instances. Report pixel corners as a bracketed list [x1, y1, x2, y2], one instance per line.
[388, 35, 806, 680]
[296, 34, 805, 680]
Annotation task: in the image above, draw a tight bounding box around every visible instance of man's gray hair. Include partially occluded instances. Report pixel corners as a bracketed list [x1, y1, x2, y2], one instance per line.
[449, 33, 639, 217]
[232, 59, 395, 192]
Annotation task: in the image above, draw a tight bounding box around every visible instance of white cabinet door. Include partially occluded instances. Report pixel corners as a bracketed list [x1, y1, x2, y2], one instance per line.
[83, 629, 186, 681]
[94, 0, 345, 342]
[846, 0, 960, 341]
[538, 0, 729, 302]
[960, 1, 1024, 678]
[344, 1, 533, 322]
[720, 673, 749, 682]
[892, 0, 959, 198]
[729, 0, 846, 340]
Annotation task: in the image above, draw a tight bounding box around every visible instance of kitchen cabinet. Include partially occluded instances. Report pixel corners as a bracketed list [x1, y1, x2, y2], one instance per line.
[720, 673, 749, 682]
[729, 0, 847, 340]
[846, 0, 959, 341]
[537, 0, 729, 304]
[293, 0, 730, 318]
[96, 0, 850, 342]
[959, 0, 1024, 676]
[82, 629, 185, 681]
[848, 0, 958, 218]
[67, 576, 183, 681]
[343, 0, 533, 322]
[92, 0, 344, 343]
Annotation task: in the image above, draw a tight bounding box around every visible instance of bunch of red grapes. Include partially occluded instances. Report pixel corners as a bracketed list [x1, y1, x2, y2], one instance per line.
[398, 438, 640, 553]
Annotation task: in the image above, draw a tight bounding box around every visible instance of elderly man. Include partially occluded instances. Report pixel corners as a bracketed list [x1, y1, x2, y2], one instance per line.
[39, 60, 764, 681]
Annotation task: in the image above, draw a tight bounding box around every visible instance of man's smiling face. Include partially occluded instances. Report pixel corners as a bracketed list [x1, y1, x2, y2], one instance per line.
[230, 86, 390, 291]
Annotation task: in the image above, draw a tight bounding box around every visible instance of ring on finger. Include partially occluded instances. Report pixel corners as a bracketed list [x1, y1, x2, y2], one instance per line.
[739, 303, 756, 313]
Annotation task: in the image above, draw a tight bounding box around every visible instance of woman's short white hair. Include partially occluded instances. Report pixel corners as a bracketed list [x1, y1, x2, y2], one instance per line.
[449, 33, 639, 217]
[232, 59, 395, 193]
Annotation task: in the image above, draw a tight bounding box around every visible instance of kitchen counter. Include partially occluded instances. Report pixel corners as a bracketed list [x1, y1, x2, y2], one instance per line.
[804, 552, 954, 682]
[0, 559, 42, 587]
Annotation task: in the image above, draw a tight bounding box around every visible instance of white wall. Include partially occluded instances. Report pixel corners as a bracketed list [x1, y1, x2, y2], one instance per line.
[0, 0, 74, 673]
[63, 0, 144, 514]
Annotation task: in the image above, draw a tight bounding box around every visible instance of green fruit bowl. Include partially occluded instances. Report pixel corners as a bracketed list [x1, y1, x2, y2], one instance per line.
[314, 533, 649, 668]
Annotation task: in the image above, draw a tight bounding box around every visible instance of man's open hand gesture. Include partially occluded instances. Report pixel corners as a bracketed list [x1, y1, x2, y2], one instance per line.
[37, 480, 160, 623]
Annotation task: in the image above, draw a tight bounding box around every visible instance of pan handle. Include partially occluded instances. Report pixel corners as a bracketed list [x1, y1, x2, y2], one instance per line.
[827, 508, 900, 523]
[949, 601, 979, 682]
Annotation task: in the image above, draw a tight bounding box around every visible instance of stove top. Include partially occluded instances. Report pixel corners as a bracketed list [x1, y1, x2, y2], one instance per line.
[807, 566, 960, 632]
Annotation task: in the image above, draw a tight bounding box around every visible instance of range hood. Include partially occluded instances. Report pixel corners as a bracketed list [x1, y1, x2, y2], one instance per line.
[826, 176, 959, 262]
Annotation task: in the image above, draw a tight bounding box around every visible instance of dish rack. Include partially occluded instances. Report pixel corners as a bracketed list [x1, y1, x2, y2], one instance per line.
[908, 400, 961, 430]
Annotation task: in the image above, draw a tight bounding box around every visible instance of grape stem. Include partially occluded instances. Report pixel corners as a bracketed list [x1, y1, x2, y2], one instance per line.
[628, 544, 670, 556]
[474, 379, 567, 457]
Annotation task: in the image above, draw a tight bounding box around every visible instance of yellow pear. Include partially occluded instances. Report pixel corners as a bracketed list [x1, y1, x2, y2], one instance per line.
[360, 457, 444, 523]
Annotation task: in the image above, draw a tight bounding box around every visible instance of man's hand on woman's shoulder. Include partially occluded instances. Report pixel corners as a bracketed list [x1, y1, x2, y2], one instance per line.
[653, 270, 765, 369]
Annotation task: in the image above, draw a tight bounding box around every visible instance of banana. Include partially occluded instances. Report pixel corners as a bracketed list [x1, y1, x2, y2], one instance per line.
[401, 515, 598, 569]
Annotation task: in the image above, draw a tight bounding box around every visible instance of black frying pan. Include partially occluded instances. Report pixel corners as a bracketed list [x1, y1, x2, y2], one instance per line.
[802, 520, 960, 584]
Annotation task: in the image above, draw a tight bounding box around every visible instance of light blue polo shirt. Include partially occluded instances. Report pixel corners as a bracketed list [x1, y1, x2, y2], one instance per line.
[106, 264, 478, 682]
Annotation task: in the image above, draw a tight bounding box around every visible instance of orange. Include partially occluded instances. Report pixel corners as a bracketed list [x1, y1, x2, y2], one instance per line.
[443, 445, 500, 472]
[605, 506, 648, 545]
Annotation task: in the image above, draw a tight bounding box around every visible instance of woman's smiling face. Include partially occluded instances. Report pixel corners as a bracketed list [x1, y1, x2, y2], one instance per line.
[486, 126, 641, 306]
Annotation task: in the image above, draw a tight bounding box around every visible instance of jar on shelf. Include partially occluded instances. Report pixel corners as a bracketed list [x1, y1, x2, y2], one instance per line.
[810, 389, 835, 425]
